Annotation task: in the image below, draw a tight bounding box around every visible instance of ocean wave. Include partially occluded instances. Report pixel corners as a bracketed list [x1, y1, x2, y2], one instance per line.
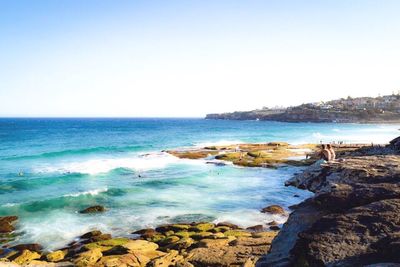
[2, 145, 146, 161]
[63, 188, 108, 198]
[33, 152, 194, 175]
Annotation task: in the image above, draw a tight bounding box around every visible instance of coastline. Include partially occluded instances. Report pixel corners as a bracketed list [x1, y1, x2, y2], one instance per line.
[259, 136, 400, 266]
[0, 139, 400, 267]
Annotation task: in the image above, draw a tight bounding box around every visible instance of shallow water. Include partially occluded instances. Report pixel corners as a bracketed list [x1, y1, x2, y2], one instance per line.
[0, 118, 399, 249]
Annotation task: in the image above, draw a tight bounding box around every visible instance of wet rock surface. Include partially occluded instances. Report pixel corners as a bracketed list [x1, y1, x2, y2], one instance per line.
[79, 205, 106, 214]
[0, 222, 278, 266]
[261, 139, 400, 266]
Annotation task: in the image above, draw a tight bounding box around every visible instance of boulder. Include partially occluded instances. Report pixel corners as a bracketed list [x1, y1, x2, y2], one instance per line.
[0, 216, 18, 233]
[216, 222, 239, 229]
[158, 235, 180, 246]
[122, 239, 159, 252]
[165, 237, 195, 251]
[46, 250, 66, 262]
[80, 230, 102, 239]
[188, 223, 214, 232]
[79, 205, 106, 214]
[12, 250, 41, 265]
[74, 248, 103, 267]
[246, 225, 264, 232]
[292, 199, 400, 266]
[261, 205, 286, 215]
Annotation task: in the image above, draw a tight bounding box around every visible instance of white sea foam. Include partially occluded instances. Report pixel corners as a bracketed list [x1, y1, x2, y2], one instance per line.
[34, 152, 203, 175]
[214, 209, 288, 227]
[63, 188, 108, 197]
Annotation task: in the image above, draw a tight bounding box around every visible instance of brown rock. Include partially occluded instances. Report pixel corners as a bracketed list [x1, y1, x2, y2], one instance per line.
[0, 216, 18, 233]
[46, 250, 66, 262]
[133, 228, 157, 239]
[148, 250, 184, 267]
[261, 205, 286, 215]
[74, 248, 103, 267]
[216, 222, 239, 229]
[12, 249, 41, 265]
[79, 205, 106, 214]
[196, 238, 230, 248]
[80, 230, 102, 239]
[267, 220, 278, 226]
[10, 243, 43, 253]
[246, 225, 264, 232]
[269, 225, 280, 231]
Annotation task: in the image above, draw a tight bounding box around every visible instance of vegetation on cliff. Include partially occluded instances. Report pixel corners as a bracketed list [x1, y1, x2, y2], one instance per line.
[206, 94, 400, 123]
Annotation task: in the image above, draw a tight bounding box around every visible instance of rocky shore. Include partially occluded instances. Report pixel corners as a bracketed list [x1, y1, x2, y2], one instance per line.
[259, 136, 400, 266]
[0, 139, 394, 266]
[0, 218, 282, 266]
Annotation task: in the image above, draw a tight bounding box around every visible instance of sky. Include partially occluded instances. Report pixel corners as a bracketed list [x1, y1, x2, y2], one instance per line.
[0, 0, 400, 117]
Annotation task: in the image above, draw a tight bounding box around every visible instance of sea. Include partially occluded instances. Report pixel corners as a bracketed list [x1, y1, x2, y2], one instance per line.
[0, 118, 399, 250]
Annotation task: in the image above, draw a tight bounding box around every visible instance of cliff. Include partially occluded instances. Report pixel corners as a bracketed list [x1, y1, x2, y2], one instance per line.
[206, 94, 400, 123]
[258, 137, 400, 266]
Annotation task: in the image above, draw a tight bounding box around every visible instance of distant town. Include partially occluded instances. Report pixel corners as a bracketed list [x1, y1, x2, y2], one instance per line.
[206, 93, 400, 123]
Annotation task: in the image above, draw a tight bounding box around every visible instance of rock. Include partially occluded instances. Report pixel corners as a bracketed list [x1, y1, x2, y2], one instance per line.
[158, 235, 180, 246]
[389, 136, 400, 151]
[0, 216, 18, 233]
[191, 232, 213, 240]
[267, 220, 278, 226]
[196, 238, 230, 248]
[216, 222, 239, 229]
[176, 261, 195, 267]
[96, 254, 139, 267]
[262, 152, 400, 266]
[122, 239, 159, 252]
[79, 205, 106, 214]
[231, 235, 276, 247]
[261, 205, 286, 215]
[223, 230, 252, 238]
[188, 223, 214, 232]
[148, 250, 184, 267]
[26, 260, 56, 266]
[246, 225, 264, 232]
[10, 243, 43, 252]
[146, 233, 166, 243]
[46, 250, 66, 262]
[251, 231, 278, 239]
[166, 237, 195, 251]
[74, 248, 102, 267]
[210, 226, 231, 233]
[12, 250, 41, 265]
[269, 225, 280, 231]
[83, 238, 130, 252]
[80, 230, 102, 239]
[90, 233, 112, 242]
[133, 228, 157, 239]
[292, 199, 400, 266]
[187, 243, 269, 267]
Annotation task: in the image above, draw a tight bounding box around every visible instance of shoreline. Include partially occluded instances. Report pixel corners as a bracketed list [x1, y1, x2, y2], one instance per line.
[0, 141, 391, 266]
[259, 136, 400, 266]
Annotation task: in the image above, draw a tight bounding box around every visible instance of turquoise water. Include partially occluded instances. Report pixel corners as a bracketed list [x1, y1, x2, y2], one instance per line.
[0, 118, 399, 249]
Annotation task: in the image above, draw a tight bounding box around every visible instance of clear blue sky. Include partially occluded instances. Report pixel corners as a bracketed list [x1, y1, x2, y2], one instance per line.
[1, 0, 400, 117]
